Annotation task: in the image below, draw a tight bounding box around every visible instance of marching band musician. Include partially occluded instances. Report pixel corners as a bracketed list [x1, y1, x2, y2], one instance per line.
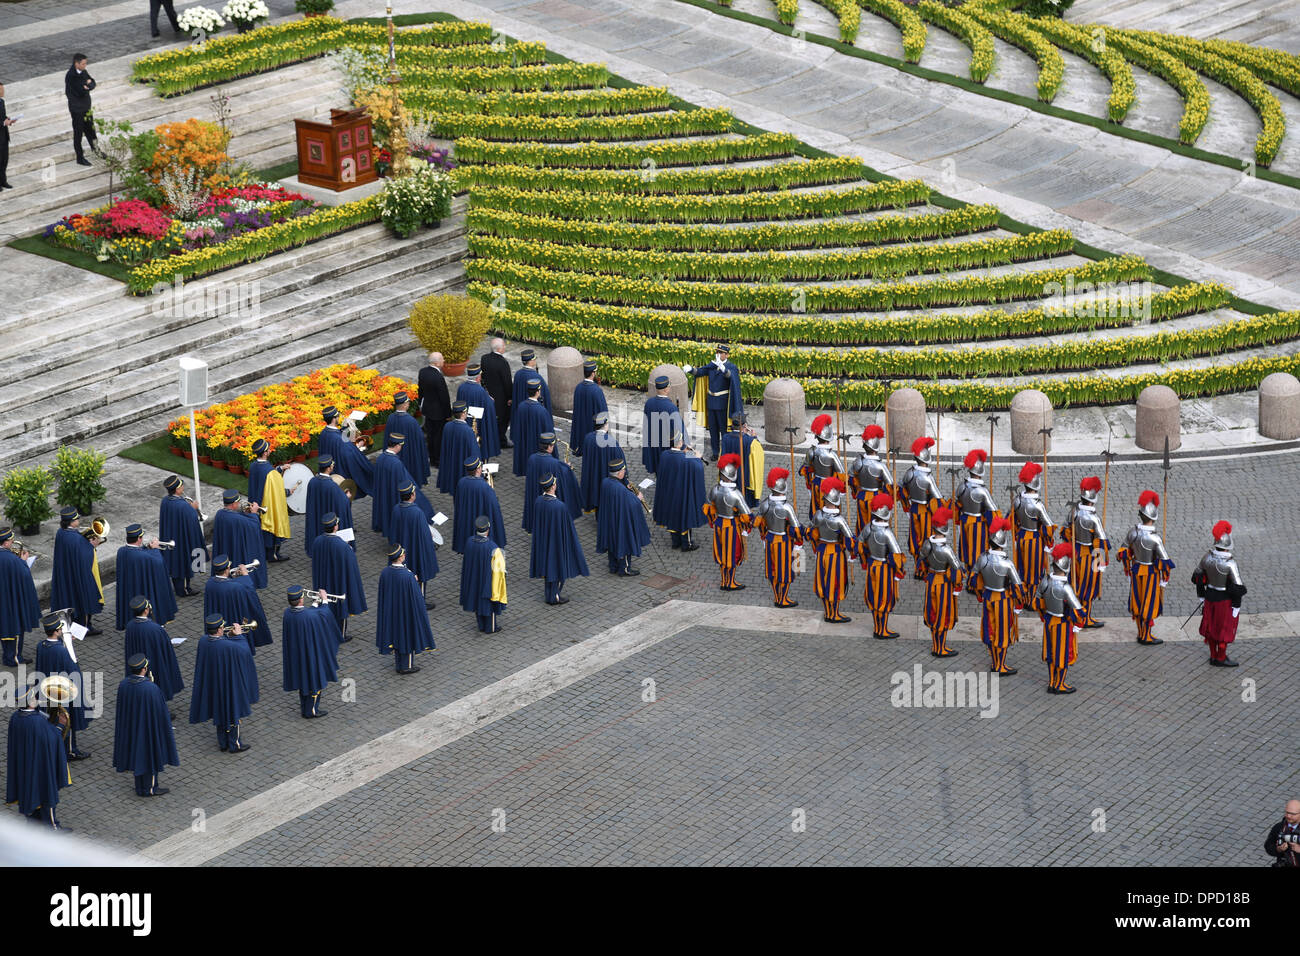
[919, 507, 962, 658]
[1011, 462, 1055, 591]
[1037, 543, 1086, 694]
[438, 401, 479, 497]
[384, 391, 431, 488]
[800, 414, 843, 522]
[318, 406, 373, 499]
[50, 507, 103, 635]
[113, 653, 178, 796]
[808, 477, 857, 624]
[849, 425, 893, 536]
[0, 527, 39, 665]
[304, 455, 354, 555]
[5, 680, 71, 830]
[954, 449, 997, 574]
[523, 432, 580, 533]
[453, 458, 506, 554]
[641, 374, 682, 475]
[378, 544, 436, 673]
[389, 482, 439, 608]
[114, 523, 177, 631]
[898, 437, 945, 580]
[282, 585, 341, 715]
[213, 489, 267, 590]
[35, 613, 92, 761]
[124, 595, 184, 702]
[687, 344, 741, 463]
[580, 411, 625, 514]
[859, 493, 907, 641]
[596, 458, 650, 577]
[372, 432, 434, 538]
[1117, 490, 1173, 648]
[720, 413, 763, 509]
[510, 349, 552, 448]
[247, 439, 292, 564]
[456, 363, 502, 462]
[310, 513, 367, 642]
[203, 554, 272, 655]
[512, 378, 554, 478]
[189, 613, 258, 754]
[529, 471, 590, 606]
[460, 516, 508, 633]
[704, 453, 752, 591]
[570, 360, 607, 458]
[968, 516, 1025, 676]
[752, 467, 801, 608]
[1194, 520, 1247, 667]
[159, 475, 205, 596]
[1061, 477, 1108, 629]
[652, 431, 705, 553]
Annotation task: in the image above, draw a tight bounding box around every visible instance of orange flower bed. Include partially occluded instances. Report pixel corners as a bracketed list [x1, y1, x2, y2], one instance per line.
[169, 364, 418, 463]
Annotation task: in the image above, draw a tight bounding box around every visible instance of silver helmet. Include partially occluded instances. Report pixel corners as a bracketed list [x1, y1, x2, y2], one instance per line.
[1019, 462, 1042, 494]
[1051, 543, 1072, 574]
[769, 471, 789, 496]
[720, 455, 739, 482]
[989, 519, 1011, 550]
[1079, 477, 1101, 504]
[862, 424, 885, 455]
[813, 414, 834, 443]
[1138, 491, 1159, 522]
[870, 493, 893, 521]
[964, 449, 987, 480]
[823, 484, 844, 509]
[1212, 520, 1233, 552]
[911, 437, 935, 467]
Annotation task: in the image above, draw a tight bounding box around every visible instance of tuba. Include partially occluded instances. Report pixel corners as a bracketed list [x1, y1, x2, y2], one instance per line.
[342, 419, 372, 452]
[81, 515, 109, 544]
[556, 439, 572, 466]
[38, 674, 78, 737]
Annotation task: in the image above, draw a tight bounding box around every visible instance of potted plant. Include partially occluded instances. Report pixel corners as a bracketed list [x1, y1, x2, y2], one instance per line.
[1, 466, 54, 536]
[51, 446, 107, 519]
[378, 164, 453, 238]
[210, 445, 228, 471]
[406, 293, 492, 377]
[294, 0, 334, 16]
[177, 5, 225, 40]
[221, 0, 269, 33]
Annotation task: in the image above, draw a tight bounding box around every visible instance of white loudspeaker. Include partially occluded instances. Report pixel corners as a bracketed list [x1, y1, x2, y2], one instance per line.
[179, 356, 209, 407]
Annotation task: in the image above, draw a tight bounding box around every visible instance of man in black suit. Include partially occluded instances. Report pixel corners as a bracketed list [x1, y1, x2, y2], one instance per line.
[151, 0, 182, 37]
[65, 53, 101, 167]
[416, 351, 451, 468]
[480, 338, 513, 449]
[1266, 799, 1300, 866]
[0, 83, 13, 189]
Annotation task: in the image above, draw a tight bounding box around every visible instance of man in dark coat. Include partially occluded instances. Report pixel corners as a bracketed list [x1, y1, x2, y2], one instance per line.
[529, 473, 589, 605]
[377, 544, 436, 673]
[310, 513, 368, 641]
[523, 432, 580, 533]
[372, 432, 433, 536]
[115, 523, 178, 631]
[418, 352, 451, 468]
[0, 527, 40, 665]
[580, 411, 625, 513]
[5, 681, 70, 829]
[50, 507, 103, 634]
[510, 348, 550, 446]
[641, 375, 682, 475]
[438, 401, 479, 497]
[1266, 799, 1300, 867]
[158, 475, 205, 596]
[383, 391, 430, 487]
[113, 653, 178, 796]
[570, 360, 607, 458]
[653, 432, 706, 551]
[124, 595, 185, 702]
[150, 0, 182, 37]
[0, 82, 13, 189]
[212, 489, 267, 589]
[203, 554, 271, 653]
[34, 613, 92, 761]
[460, 516, 507, 633]
[318, 406, 373, 499]
[512, 377, 554, 477]
[481, 338, 514, 449]
[597, 458, 650, 576]
[281, 585, 341, 717]
[189, 613, 258, 753]
[453, 456, 506, 554]
[389, 483, 439, 607]
[304, 455, 353, 555]
[65, 53, 100, 166]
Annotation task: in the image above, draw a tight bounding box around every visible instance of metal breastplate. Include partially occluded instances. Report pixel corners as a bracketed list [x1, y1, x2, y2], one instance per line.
[920, 536, 957, 573]
[852, 455, 891, 495]
[974, 548, 1020, 591]
[709, 482, 749, 518]
[1069, 504, 1105, 546]
[862, 521, 902, 561]
[956, 479, 993, 517]
[903, 466, 937, 504]
[758, 497, 796, 535]
[1015, 493, 1049, 531]
[815, 510, 851, 544]
[1126, 524, 1165, 564]
[811, 444, 841, 479]
[1198, 549, 1241, 589]
[1037, 574, 1081, 616]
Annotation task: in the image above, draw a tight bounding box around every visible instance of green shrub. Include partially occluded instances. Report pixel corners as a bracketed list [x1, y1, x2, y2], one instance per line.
[51, 446, 108, 518]
[1, 466, 55, 530]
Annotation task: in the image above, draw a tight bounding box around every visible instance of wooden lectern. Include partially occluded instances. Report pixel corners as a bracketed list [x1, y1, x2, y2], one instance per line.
[294, 108, 378, 191]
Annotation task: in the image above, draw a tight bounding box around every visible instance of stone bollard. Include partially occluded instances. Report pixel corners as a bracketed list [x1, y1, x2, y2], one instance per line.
[762, 378, 806, 448]
[547, 346, 584, 414]
[648, 363, 689, 416]
[886, 387, 926, 453]
[1010, 389, 1053, 456]
[1258, 372, 1300, 440]
[1135, 384, 1181, 452]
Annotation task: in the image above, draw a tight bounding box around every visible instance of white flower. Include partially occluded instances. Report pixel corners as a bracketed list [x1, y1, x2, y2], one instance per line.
[178, 6, 225, 34]
[221, 0, 270, 23]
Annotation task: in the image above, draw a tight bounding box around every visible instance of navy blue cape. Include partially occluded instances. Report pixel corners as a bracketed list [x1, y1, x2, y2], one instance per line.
[213, 508, 267, 589]
[641, 396, 682, 474]
[247, 459, 273, 505]
[453, 476, 506, 553]
[5, 709, 69, 814]
[523, 452, 580, 532]
[318, 426, 373, 499]
[597, 477, 651, 558]
[50, 527, 101, 619]
[529, 494, 589, 582]
[510, 368, 551, 443]
[372, 451, 433, 535]
[304, 475, 353, 555]
[112, 676, 178, 776]
[34, 638, 91, 732]
[652, 449, 707, 532]
[188, 634, 259, 727]
[310, 532, 368, 625]
[511, 399, 554, 476]
[115, 545, 178, 631]
[580, 430, 626, 512]
[384, 410, 431, 487]
[570, 380, 607, 458]
[281, 605, 340, 693]
[437, 419, 479, 496]
[459, 536, 504, 616]
[203, 574, 272, 651]
[0, 547, 40, 641]
[159, 494, 205, 579]
[377, 563, 436, 655]
[456, 381, 501, 459]
[124, 617, 185, 701]
[390, 500, 440, 583]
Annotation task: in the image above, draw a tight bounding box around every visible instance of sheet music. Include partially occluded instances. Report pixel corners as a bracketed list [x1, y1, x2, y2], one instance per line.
[69, 622, 88, 641]
[170, 637, 187, 646]
[25, 555, 36, 568]
[432, 512, 449, 526]
[338, 527, 355, 542]
[638, 478, 655, 490]
[468, 406, 484, 419]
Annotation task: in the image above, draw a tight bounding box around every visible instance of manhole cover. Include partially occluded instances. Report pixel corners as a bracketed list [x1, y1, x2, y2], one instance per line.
[642, 573, 685, 591]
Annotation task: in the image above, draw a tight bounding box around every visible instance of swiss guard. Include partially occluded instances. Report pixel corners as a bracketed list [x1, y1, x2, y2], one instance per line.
[34, 613, 92, 761]
[247, 439, 292, 564]
[808, 477, 857, 623]
[115, 523, 177, 631]
[859, 493, 907, 640]
[50, 507, 104, 635]
[310, 513, 367, 642]
[899, 436, 945, 580]
[460, 516, 508, 633]
[438, 401, 480, 497]
[704, 454, 752, 591]
[189, 613, 258, 753]
[372, 432, 433, 537]
[456, 363, 502, 461]
[752, 467, 802, 608]
[968, 516, 1024, 675]
[529, 472, 590, 605]
[580, 410, 625, 513]
[719, 413, 764, 508]
[213, 489, 267, 589]
[378, 544, 436, 673]
[800, 414, 844, 522]
[1117, 490, 1173, 647]
[304, 454, 354, 555]
[0, 527, 40, 665]
[954, 449, 997, 573]
[317, 405, 374, 499]
[523, 432, 580, 533]
[597, 458, 651, 576]
[282, 585, 341, 715]
[510, 348, 552, 446]
[512, 377, 554, 477]
[453, 457, 506, 553]
[1193, 520, 1245, 667]
[124, 595, 184, 702]
[849, 424, 893, 535]
[5, 680, 71, 829]
[203, 554, 272, 654]
[570, 360, 608, 458]
[688, 344, 742, 462]
[1061, 476, 1108, 629]
[1037, 542, 1085, 694]
[159, 475, 205, 596]
[113, 653, 178, 796]
[652, 431, 705, 552]
[384, 391, 430, 487]
[641, 374, 682, 474]
[1011, 461, 1055, 590]
[919, 506, 962, 658]
[389, 482, 439, 607]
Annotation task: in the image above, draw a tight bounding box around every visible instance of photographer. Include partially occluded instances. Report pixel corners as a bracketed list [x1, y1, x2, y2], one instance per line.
[1265, 799, 1300, 866]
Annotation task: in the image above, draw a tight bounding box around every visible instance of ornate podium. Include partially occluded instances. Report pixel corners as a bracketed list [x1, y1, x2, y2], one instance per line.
[294, 108, 378, 191]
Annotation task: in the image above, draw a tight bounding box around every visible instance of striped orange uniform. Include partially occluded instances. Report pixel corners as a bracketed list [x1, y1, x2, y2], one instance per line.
[976, 587, 1021, 673]
[760, 525, 802, 607]
[924, 565, 963, 655]
[1067, 539, 1109, 626]
[958, 512, 991, 572]
[1041, 608, 1084, 691]
[1117, 549, 1173, 643]
[902, 499, 940, 576]
[801, 466, 826, 521]
[1014, 525, 1053, 590]
[810, 527, 856, 621]
[703, 502, 749, 589]
[864, 552, 906, 637]
[850, 478, 896, 536]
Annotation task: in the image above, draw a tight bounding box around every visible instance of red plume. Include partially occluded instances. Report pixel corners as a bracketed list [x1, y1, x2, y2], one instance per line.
[990, 516, 1012, 536]
[911, 436, 935, 456]
[811, 413, 832, 434]
[719, 453, 741, 472]
[1018, 461, 1041, 483]
[821, 477, 845, 495]
[767, 467, 789, 489]
[1080, 476, 1101, 493]
[1212, 520, 1232, 540]
[862, 424, 884, 441]
[963, 448, 986, 469]
[933, 506, 952, 527]
[1051, 542, 1073, 561]
[870, 492, 893, 512]
[1138, 490, 1159, 509]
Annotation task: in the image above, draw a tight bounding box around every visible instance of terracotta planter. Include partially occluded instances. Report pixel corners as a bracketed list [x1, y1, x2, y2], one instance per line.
[213, 460, 229, 471]
[444, 361, 468, 377]
[198, 455, 212, 465]
[304, 12, 328, 18]
[293, 454, 307, 462]
[308, 449, 319, 459]
[169, 446, 184, 457]
[228, 464, 245, 476]
[182, 450, 193, 460]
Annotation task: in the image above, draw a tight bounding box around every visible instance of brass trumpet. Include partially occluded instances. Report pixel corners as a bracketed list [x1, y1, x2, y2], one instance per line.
[342, 419, 372, 451]
[10, 540, 41, 559]
[80, 515, 109, 543]
[306, 590, 346, 606]
[218, 620, 258, 636]
[185, 495, 208, 522]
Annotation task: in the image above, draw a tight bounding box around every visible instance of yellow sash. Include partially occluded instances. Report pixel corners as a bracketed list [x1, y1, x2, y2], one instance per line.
[91, 552, 103, 602]
[490, 547, 508, 605]
[260, 469, 292, 539]
[691, 376, 708, 419]
[747, 438, 765, 501]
